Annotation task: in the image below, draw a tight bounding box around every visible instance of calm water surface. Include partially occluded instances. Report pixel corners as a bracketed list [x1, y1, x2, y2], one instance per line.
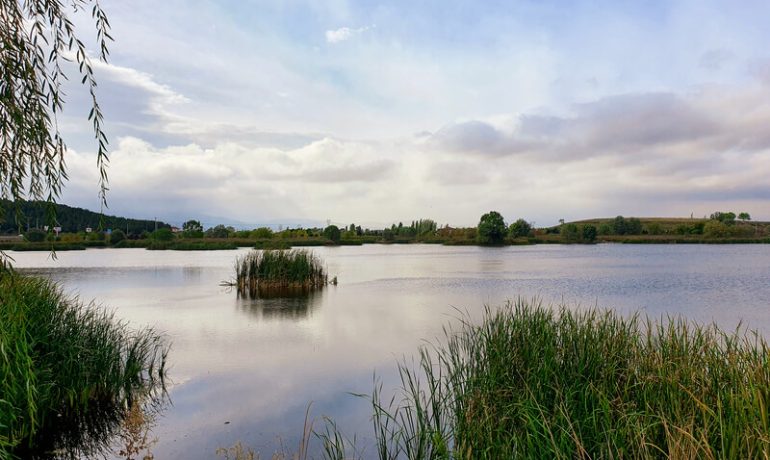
[12, 244, 770, 458]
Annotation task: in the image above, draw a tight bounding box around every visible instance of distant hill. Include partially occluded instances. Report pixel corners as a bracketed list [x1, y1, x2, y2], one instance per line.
[0, 200, 170, 235]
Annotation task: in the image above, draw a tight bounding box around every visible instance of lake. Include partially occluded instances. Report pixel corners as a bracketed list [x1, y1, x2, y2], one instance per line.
[12, 244, 770, 458]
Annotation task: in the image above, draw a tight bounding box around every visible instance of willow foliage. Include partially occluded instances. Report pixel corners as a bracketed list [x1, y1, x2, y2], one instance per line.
[0, 0, 110, 222]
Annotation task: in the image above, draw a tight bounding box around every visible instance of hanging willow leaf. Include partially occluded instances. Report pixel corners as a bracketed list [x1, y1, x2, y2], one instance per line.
[1, 0, 110, 264]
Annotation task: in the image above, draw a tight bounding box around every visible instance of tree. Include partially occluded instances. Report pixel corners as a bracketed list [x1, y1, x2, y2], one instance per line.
[182, 220, 204, 238]
[710, 211, 736, 225]
[625, 218, 643, 235]
[151, 227, 174, 241]
[738, 212, 751, 222]
[561, 223, 580, 242]
[205, 224, 231, 239]
[477, 211, 506, 245]
[508, 218, 532, 238]
[109, 229, 125, 245]
[582, 224, 597, 242]
[613, 216, 627, 235]
[250, 227, 273, 239]
[1, 1, 111, 269]
[1, 1, 111, 213]
[323, 225, 341, 243]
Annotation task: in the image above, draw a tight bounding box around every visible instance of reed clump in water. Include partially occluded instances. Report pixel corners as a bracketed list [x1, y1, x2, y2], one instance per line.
[235, 249, 329, 298]
[319, 299, 770, 459]
[0, 272, 168, 458]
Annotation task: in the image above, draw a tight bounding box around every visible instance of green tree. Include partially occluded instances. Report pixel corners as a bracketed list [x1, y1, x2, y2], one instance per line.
[109, 229, 126, 245]
[250, 227, 274, 239]
[582, 224, 597, 242]
[625, 218, 643, 235]
[710, 211, 736, 225]
[508, 218, 532, 238]
[613, 216, 627, 235]
[738, 212, 751, 222]
[205, 225, 232, 238]
[561, 223, 580, 242]
[151, 228, 174, 241]
[182, 220, 204, 238]
[477, 211, 506, 245]
[323, 225, 341, 243]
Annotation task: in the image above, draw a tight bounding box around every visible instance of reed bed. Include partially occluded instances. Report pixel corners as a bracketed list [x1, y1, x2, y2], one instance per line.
[319, 299, 770, 459]
[0, 273, 168, 459]
[235, 249, 328, 298]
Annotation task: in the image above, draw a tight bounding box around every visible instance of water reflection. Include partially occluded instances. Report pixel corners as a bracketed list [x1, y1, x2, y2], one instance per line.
[10, 245, 770, 459]
[235, 288, 324, 321]
[15, 393, 168, 460]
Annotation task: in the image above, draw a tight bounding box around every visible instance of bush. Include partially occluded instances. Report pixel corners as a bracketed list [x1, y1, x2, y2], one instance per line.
[508, 218, 532, 238]
[25, 229, 46, 242]
[250, 227, 273, 239]
[109, 229, 126, 245]
[561, 223, 580, 242]
[150, 228, 174, 241]
[704, 220, 730, 238]
[582, 224, 597, 242]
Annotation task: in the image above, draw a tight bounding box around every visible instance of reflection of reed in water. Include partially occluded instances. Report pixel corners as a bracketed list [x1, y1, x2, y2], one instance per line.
[233, 249, 335, 299]
[236, 288, 324, 321]
[14, 387, 168, 459]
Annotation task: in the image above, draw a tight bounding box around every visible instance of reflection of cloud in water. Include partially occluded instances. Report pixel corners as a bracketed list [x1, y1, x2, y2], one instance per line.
[235, 289, 325, 321]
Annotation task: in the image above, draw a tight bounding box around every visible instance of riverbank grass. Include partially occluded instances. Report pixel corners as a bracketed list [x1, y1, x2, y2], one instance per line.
[320, 300, 770, 459]
[0, 273, 167, 458]
[235, 249, 329, 298]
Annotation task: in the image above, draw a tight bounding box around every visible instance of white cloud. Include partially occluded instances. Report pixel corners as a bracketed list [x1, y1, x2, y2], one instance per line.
[325, 25, 373, 44]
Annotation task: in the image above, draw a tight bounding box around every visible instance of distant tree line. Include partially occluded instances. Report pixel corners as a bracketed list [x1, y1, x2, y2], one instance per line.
[0, 200, 169, 235]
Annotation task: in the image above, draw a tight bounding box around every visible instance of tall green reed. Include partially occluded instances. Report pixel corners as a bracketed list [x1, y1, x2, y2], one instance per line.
[235, 249, 328, 298]
[0, 273, 168, 459]
[320, 299, 770, 459]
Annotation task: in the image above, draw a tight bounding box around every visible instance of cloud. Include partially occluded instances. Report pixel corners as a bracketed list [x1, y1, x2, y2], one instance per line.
[325, 25, 373, 44]
[61, 136, 400, 226]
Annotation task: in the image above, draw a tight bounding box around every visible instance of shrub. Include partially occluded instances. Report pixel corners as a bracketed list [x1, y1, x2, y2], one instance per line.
[561, 223, 579, 242]
[508, 218, 532, 238]
[24, 229, 46, 242]
[109, 229, 126, 245]
[150, 228, 174, 241]
[250, 227, 273, 239]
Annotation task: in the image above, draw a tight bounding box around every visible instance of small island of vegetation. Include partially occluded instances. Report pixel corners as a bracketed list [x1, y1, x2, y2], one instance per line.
[232, 249, 332, 298]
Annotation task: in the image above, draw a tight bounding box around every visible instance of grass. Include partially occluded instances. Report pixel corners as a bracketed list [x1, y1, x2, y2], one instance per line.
[234, 249, 328, 298]
[319, 300, 770, 459]
[0, 272, 168, 459]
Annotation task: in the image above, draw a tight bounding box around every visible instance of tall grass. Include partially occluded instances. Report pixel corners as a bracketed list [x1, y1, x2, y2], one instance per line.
[0, 273, 168, 459]
[235, 249, 328, 298]
[320, 300, 770, 459]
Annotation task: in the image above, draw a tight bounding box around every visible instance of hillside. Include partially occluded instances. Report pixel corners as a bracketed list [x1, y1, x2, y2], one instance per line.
[0, 200, 170, 235]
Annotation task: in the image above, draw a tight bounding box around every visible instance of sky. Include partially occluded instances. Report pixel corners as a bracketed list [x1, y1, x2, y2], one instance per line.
[55, 0, 770, 228]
